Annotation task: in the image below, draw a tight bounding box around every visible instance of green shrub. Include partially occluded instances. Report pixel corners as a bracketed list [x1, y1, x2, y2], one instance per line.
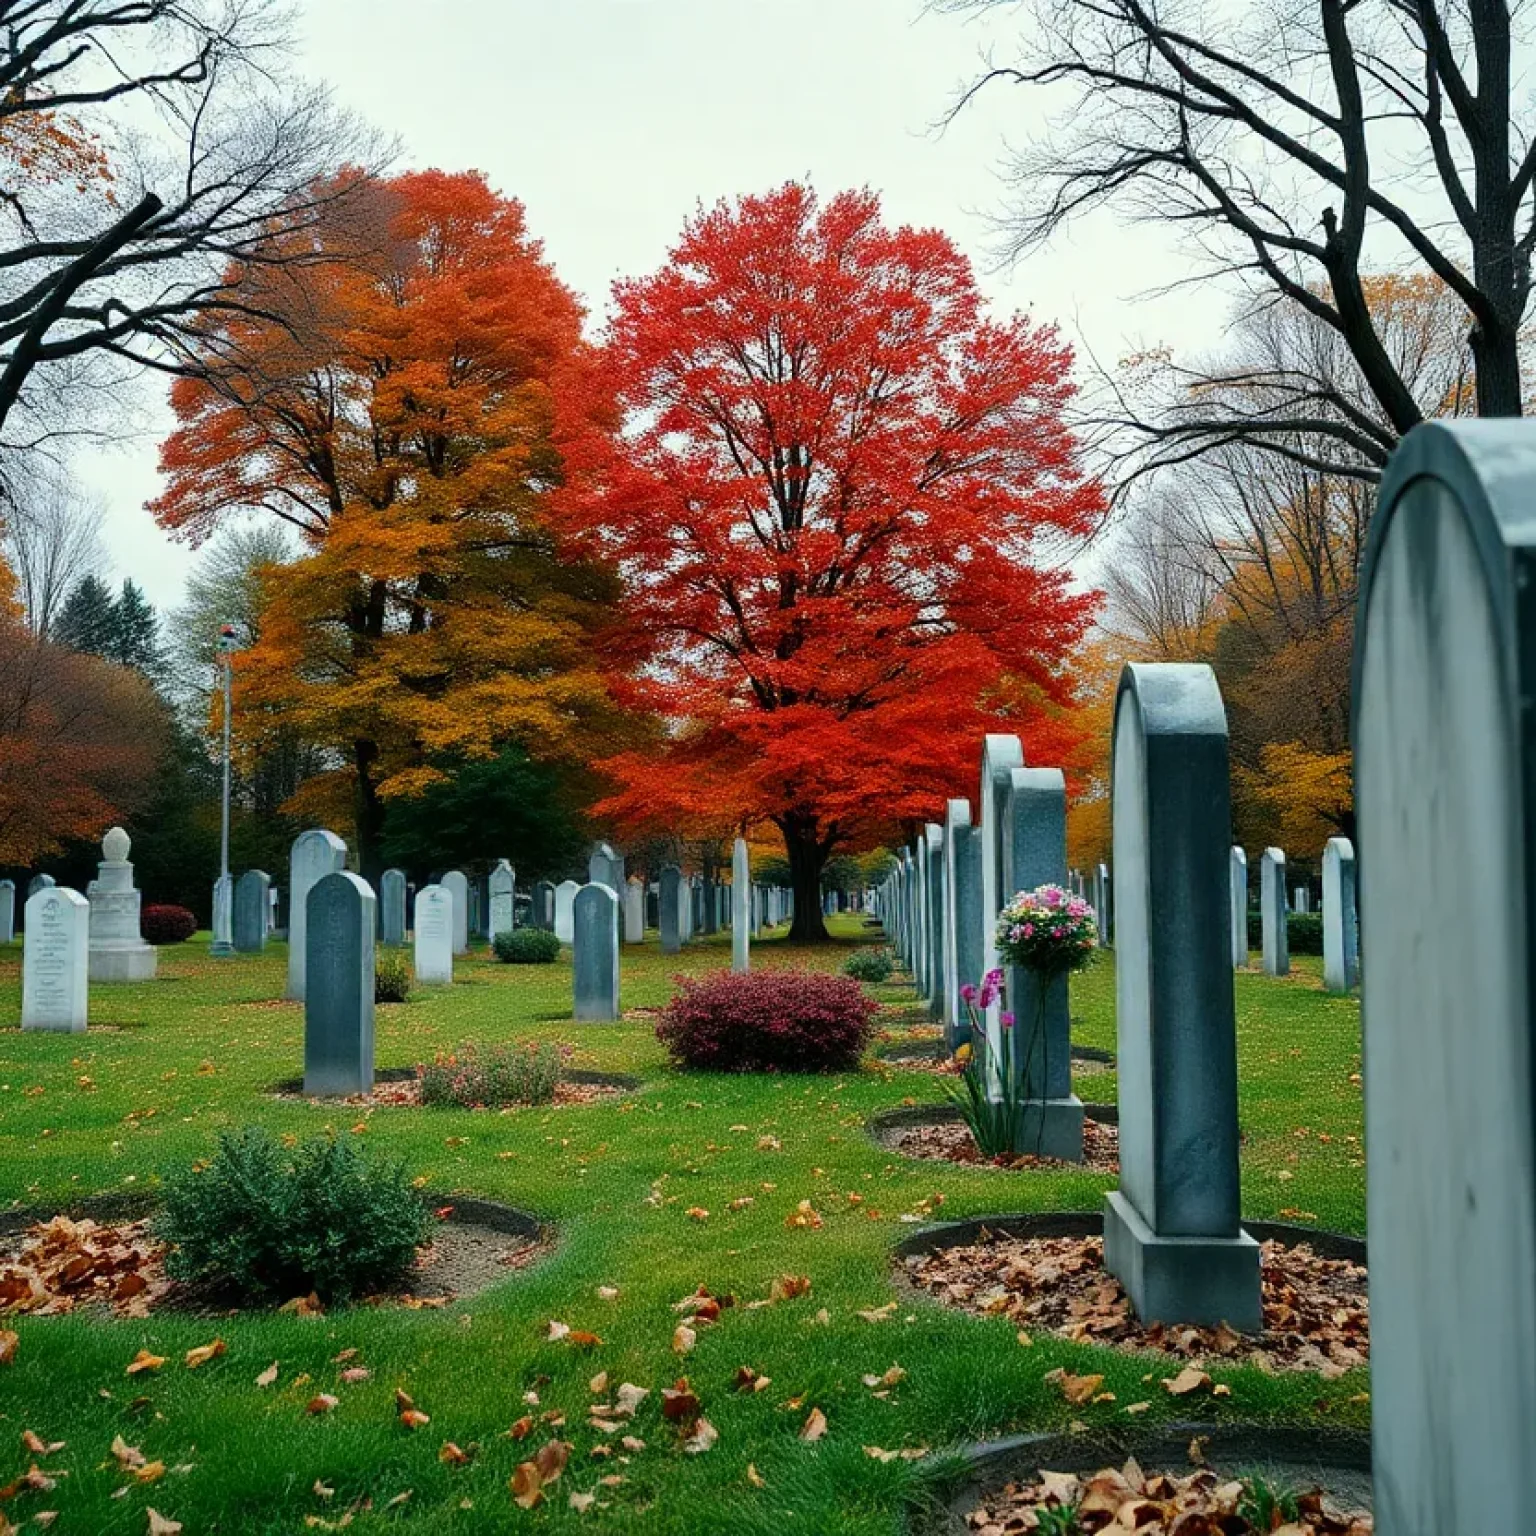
[1245, 909, 1324, 956]
[843, 947, 893, 984]
[158, 1128, 430, 1304]
[417, 1041, 564, 1107]
[493, 928, 562, 964]
[375, 949, 412, 1002]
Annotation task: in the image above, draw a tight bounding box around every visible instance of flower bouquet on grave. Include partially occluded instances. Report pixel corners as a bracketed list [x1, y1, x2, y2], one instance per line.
[947, 885, 1098, 1159]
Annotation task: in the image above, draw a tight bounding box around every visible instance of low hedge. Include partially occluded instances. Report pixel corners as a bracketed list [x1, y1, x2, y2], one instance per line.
[493, 928, 562, 964]
[142, 905, 197, 945]
[1245, 909, 1323, 956]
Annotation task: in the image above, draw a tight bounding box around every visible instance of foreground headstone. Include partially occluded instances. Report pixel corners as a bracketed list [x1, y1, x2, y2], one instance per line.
[86, 827, 157, 981]
[1353, 421, 1536, 1535]
[414, 884, 453, 986]
[21, 886, 89, 1032]
[286, 829, 348, 1002]
[234, 870, 270, 954]
[573, 883, 620, 1021]
[489, 859, 516, 944]
[380, 869, 407, 946]
[1229, 847, 1248, 968]
[624, 877, 645, 944]
[1000, 767, 1084, 1161]
[941, 798, 982, 1049]
[554, 879, 580, 944]
[1321, 837, 1358, 992]
[0, 879, 13, 943]
[1260, 847, 1289, 976]
[304, 871, 375, 1096]
[659, 866, 682, 955]
[442, 870, 470, 955]
[1105, 662, 1260, 1331]
[731, 838, 750, 973]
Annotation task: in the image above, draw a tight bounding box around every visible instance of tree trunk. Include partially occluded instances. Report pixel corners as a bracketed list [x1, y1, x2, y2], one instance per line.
[782, 813, 829, 942]
[353, 738, 386, 888]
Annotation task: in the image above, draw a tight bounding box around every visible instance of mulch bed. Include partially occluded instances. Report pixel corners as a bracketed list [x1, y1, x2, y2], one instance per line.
[904, 1232, 1368, 1375]
[879, 1117, 1120, 1173]
[963, 1459, 1372, 1534]
[0, 1212, 549, 1319]
[272, 1078, 625, 1110]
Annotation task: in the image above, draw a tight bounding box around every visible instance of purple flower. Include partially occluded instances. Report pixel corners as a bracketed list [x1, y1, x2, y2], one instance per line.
[978, 968, 1004, 1008]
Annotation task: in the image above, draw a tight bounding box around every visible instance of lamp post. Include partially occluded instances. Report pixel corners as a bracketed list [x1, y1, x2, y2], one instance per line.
[210, 622, 239, 957]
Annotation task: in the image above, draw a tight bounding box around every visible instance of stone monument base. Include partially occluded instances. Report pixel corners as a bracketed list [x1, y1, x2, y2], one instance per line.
[1008, 1094, 1085, 1162]
[88, 943, 157, 983]
[1102, 1190, 1262, 1333]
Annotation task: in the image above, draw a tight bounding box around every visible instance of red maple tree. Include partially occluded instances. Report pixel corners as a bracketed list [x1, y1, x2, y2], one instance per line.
[556, 184, 1101, 938]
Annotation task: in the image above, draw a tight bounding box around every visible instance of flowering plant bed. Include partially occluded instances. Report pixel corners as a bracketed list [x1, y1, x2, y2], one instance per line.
[881, 1113, 1119, 1171]
[903, 1230, 1367, 1375]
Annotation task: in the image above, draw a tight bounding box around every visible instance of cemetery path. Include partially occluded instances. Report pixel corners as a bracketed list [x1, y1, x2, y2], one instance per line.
[0, 924, 1365, 1534]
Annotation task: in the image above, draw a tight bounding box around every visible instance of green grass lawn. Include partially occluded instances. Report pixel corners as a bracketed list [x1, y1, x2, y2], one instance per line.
[0, 922, 1365, 1534]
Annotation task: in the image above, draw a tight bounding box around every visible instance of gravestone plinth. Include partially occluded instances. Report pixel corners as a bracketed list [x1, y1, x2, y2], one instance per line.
[85, 828, 157, 982]
[303, 872, 375, 1096]
[1260, 847, 1288, 976]
[1105, 663, 1260, 1332]
[554, 879, 580, 944]
[442, 870, 469, 954]
[414, 884, 453, 986]
[942, 798, 982, 1050]
[1353, 420, 1536, 1536]
[624, 877, 645, 944]
[573, 882, 620, 1021]
[489, 859, 516, 944]
[659, 866, 682, 955]
[22, 886, 89, 1031]
[0, 879, 12, 943]
[286, 829, 348, 1002]
[1000, 768, 1084, 1162]
[380, 869, 407, 947]
[731, 838, 750, 973]
[1321, 837, 1357, 992]
[234, 870, 270, 953]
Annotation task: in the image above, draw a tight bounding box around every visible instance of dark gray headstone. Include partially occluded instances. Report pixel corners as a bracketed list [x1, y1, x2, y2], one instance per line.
[1000, 767, 1083, 1161]
[1321, 837, 1357, 992]
[303, 871, 375, 1096]
[0, 879, 12, 944]
[924, 823, 945, 1020]
[234, 870, 270, 953]
[1104, 662, 1259, 1331]
[27, 873, 54, 899]
[533, 879, 556, 931]
[659, 865, 681, 955]
[380, 868, 407, 946]
[1353, 420, 1536, 1535]
[573, 882, 620, 1021]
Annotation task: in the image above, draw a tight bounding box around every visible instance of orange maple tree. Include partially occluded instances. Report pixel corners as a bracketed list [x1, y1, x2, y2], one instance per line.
[150, 171, 620, 878]
[556, 184, 1101, 937]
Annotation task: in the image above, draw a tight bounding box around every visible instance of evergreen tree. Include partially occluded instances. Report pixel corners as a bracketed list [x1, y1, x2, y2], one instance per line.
[53, 574, 117, 656]
[107, 580, 161, 676]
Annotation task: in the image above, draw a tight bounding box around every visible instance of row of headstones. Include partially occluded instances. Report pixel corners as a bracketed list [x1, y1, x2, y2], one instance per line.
[883, 423, 1536, 1530]
[1233, 841, 1359, 989]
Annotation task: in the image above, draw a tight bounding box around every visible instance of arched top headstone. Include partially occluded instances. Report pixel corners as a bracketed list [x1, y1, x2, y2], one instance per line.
[102, 826, 130, 864]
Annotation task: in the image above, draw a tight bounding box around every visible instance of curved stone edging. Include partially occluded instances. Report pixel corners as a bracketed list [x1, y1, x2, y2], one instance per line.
[890, 1210, 1366, 1265]
[908, 1423, 1372, 1536]
[269, 1065, 644, 1098]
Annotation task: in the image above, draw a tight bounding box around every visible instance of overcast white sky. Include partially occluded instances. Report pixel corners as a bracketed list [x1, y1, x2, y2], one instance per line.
[81, 0, 1226, 611]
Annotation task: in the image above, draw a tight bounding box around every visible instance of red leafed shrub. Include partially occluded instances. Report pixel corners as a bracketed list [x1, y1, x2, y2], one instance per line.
[656, 970, 877, 1073]
[142, 905, 197, 945]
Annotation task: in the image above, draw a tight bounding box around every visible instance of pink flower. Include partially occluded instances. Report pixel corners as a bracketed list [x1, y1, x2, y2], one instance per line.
[978, 968, 1004, 1008]
[1022, 923, 1034, 938]
[1051, 926, 1063, 938]
[1000, 1011, 1015, 1029]
[959, 983, 978, 1005]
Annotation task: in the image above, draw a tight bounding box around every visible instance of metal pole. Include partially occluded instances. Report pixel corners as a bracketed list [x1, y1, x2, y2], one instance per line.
[211, 632, 236, 956]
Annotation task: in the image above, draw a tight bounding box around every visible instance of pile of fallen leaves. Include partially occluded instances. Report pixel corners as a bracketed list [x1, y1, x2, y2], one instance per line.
[276, 1080, 624, 1110]
[964, 1458, 1371, 1534]
[882, 1118, 1119, 1173]
[905, 1233, 1368, 1374]
[0, 1218, 169, 1319]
